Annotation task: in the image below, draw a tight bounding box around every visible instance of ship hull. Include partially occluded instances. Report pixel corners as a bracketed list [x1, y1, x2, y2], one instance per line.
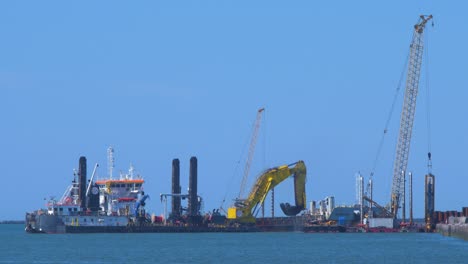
[65, 225, 258, 233]
[25, 214, 65, 234]
[25, 214, 258, 233]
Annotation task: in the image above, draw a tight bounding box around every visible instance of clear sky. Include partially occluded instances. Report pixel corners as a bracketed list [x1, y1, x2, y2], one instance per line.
[1, 1, 467, 220]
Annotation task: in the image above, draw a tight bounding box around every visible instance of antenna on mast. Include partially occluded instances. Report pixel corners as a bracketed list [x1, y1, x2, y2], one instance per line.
[108, 146, 114, 179]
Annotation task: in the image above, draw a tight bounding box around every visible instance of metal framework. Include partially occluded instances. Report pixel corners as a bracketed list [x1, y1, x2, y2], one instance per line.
[390, 15, 432, 218]
[238, 108, 265, 199]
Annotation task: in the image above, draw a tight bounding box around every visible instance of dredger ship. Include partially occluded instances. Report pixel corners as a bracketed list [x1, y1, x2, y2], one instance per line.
[25, 153, 153, 233]
[25, 149, 255, 233]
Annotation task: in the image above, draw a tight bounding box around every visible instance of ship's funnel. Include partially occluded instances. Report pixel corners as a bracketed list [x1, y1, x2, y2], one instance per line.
[171, 159, 181, 218]
[78, 156, 87, 210]
[87, 183, 100, 212]
[188, 156, 198, 217]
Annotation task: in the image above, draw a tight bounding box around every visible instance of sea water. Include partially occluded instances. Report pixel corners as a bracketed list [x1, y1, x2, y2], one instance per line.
[1, 224, 467, 263]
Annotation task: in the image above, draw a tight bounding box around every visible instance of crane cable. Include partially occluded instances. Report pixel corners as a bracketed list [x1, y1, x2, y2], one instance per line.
[219, 109, 265, 212]
[219, 116, 252, 212]
[260, 110, 267, 215]
[425, 21, 434, 173]
[368, 51, 409, 183]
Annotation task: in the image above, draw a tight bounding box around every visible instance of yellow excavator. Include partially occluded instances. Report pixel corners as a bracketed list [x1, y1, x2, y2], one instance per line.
[227, 161, 307, 223]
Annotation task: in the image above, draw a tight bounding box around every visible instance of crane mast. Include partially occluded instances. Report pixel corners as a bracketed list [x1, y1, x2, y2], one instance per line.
[390, 15, 432, 219]
[238, 108, 265, 199]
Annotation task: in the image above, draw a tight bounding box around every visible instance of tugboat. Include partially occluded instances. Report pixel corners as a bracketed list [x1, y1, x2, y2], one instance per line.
[25, 147, 150, 234]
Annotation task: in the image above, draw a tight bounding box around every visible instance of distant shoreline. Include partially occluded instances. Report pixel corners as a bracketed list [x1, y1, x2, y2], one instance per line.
[0, 220, 25, 224]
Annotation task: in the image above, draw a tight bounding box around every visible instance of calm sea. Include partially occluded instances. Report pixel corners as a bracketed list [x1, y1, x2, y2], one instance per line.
[1, 224, 467, 263]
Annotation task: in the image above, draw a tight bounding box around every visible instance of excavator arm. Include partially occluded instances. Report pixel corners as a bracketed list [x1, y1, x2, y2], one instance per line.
[228, 161, 307, 223]
[281, 161, 307, 216]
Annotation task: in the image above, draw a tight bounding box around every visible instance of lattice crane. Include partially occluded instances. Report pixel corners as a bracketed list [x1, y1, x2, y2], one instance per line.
[237, 108, 265, 200]
[390, 15, 432, 219]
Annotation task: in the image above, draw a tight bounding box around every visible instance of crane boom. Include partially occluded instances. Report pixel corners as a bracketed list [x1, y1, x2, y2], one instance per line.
[238, 108, 265, 199]
[390, 15, 432, 218]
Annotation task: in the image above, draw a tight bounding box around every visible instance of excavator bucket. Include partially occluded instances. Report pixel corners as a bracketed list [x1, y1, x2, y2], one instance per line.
[280, 202, 303, 216]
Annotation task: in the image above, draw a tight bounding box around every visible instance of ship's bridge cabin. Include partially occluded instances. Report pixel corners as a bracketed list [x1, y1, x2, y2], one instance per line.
[95, 179, 145, 216]
[46, 199, 81, 216]
[96, 179, 144, 195]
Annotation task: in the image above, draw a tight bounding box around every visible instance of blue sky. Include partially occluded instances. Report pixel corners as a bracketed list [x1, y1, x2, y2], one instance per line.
[1, 1, 467, 220]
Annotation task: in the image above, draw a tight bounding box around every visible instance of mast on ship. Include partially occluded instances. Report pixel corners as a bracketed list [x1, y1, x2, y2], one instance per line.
[108, 146, 114, 180]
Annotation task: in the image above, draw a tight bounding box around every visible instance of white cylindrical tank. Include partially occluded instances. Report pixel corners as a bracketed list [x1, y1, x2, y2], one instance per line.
[319, 200, 326, 216]
[310, 201, 316, 215]
[327, 196, 335, 213]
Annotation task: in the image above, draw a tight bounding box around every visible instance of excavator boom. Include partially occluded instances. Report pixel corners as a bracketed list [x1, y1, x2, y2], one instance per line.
[228, 161, 307, 223]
